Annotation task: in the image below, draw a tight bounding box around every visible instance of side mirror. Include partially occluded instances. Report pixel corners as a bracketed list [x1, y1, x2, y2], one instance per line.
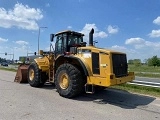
[50, 34, 54, 42]
[80, 42, 87, 47]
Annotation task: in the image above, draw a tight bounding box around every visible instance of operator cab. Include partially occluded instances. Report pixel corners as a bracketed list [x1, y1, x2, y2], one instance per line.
[54, 30, 86, 57]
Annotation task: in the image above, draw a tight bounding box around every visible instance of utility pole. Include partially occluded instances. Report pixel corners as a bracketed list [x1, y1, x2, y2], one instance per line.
[38, 27, 47, 55]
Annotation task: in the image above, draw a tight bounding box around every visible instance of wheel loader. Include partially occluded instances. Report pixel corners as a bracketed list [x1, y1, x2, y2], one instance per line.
[14, 28, 135, 98]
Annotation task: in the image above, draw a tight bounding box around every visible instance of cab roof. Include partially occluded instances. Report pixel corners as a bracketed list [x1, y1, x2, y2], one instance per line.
[55, 30, 84, 36]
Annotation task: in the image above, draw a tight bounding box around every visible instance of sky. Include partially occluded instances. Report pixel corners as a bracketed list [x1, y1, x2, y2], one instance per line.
[0, 0, 160, 62]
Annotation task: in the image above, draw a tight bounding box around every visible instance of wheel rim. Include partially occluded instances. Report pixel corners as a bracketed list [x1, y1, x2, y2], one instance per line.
[59, 73, 69, 89]
[29, 69, 34, 81]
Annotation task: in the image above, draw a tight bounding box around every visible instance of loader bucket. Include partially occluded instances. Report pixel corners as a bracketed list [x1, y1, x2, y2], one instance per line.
[14, 64, 30, 83]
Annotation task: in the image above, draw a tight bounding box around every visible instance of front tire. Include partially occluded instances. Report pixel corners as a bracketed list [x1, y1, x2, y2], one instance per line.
[27, 62, 46, 87]
[55, 63, 85, 98]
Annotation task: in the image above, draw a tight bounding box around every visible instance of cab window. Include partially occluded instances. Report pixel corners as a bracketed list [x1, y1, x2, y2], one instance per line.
[68, 35, 83, 46]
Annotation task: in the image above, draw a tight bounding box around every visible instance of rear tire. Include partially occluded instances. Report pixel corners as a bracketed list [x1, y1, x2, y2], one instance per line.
[55, 63, 85, 98]
[27, 62, 46, 87]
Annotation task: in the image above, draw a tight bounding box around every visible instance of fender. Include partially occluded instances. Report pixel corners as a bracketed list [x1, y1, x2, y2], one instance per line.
[55, 55, 89, 76]
[34, 56, 50, 72]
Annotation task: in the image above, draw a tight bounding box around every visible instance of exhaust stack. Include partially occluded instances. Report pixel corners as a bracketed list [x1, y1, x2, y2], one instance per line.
[89, 28, 94, 46]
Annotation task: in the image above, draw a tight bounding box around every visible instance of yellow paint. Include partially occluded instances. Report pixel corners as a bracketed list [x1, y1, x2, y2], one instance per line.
[87, 72, 135, 87]
[34, 56, 50, 72]
[29, 69, 34, 81]
[76, 46, 135, 87]
[33, 45, 135, 88]
[59, 73, 69, 89]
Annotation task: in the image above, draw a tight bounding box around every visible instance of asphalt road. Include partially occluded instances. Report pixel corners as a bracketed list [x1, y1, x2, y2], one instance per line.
[0, 70, 160, 120]
[136, 76, 160, 83]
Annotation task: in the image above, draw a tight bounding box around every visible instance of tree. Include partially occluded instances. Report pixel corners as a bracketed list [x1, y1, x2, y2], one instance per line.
[20, 57, 25, 63]
[133, 59, 141, 66]
[0, 57, 6, 62]
[152, 56, 160, 67]
[128, 59, 134, 64]
[147, 55, 160, 67]
[157, 60, 160, 66]
[147, 58, 152, 66]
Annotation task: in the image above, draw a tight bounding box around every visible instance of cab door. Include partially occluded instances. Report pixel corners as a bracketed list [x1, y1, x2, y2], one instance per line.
[55, 35, 67, 57]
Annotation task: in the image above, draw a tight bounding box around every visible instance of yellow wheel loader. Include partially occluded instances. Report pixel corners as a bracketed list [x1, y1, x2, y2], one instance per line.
[14, 28, 135, 98]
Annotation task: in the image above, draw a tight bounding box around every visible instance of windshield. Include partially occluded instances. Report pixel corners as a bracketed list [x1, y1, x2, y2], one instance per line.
[68, 35, 83, 45]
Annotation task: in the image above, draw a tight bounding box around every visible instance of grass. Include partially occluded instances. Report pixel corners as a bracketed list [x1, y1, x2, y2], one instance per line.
[128, 64, 160, 72]
[0, 67, 17, 72]
[128, 64, 160, 78]
[111, 84, 160, 98]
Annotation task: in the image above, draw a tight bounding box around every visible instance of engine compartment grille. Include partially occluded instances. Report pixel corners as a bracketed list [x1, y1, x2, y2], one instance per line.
[112, 54, 128, 77]
[92, 52, 100, 74]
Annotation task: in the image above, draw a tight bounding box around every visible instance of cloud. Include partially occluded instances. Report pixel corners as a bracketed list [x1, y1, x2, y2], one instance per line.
[153, 16, 160, 25]
[148, 29, 160, 38]
[125, 37, 145, 45]
[125, 37, 160, 50]
[67, 26, 72, 29]
[111, 45, 127, 51]
[125, 37, 145, 49]
[145, 41, 160, 49]
[107, 25, 119, 34]
[97, 31, 108, 38]
[80, 24, 108, 42]
[148, 16, 160, 38]
[45, 3, 50, 7]
[0, 3, 43, 30]
[110, 45, 137, 54]
[110, 45, 141, 60]
[0, 37, 8, 42]
[15, 40, 28, 45]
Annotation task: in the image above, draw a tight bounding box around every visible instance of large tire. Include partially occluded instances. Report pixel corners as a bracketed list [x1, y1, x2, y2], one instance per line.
[55, 63, 85, 98]
[27, 62, 46, 87]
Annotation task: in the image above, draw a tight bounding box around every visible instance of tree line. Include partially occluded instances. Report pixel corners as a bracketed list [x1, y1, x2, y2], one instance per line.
[0, 57, 6, 63]
[128, 55, 160, 67]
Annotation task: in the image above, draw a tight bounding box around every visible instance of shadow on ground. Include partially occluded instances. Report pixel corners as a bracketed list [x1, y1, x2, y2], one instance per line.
[23, 83, 156, 109]
[73, 88, 156, 109]
[42, 82, 56, 90]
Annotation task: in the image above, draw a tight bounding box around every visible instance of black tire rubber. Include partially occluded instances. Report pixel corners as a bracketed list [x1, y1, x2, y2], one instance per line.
[55, 63, 85, 98]
[41, 72, 48, 82]
[27, 62, 46, 87]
